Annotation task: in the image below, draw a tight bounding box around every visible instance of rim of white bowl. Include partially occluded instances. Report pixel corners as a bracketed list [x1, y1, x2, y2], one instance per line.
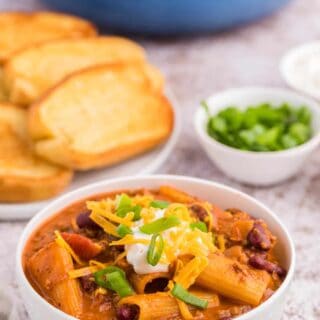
[280, 41, 320, 100]
[194, 87, 320, 158]
[16, 175, 295, 320]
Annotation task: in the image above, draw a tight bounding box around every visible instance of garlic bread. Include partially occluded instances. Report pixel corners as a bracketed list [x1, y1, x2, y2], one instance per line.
[0, 103, 72, 202]
[28, 65, 173, 170]
[4, 37, 148, 105]
[0, 11, 97, 63]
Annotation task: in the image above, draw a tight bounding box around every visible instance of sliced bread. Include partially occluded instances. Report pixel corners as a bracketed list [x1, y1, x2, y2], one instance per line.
[28, 64, 173, 170]
[0, 11, 97, 63]
[4, 36, 148, 105]
[0, 103, 72, 202]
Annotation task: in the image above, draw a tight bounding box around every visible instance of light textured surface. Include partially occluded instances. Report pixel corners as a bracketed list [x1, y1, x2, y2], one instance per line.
[0, 0, 320, 319]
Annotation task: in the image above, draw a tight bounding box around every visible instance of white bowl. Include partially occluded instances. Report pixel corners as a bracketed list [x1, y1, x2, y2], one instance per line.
[194, 87, 320, 186]
[280, 41, 320, 100]
[16, 175, 295, 320]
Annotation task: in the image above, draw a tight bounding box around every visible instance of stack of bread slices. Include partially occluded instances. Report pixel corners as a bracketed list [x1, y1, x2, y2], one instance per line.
[0, 12, 173, 202]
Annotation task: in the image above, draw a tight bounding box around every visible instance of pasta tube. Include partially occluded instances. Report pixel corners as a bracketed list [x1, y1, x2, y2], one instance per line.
[27, 242, 83, 317]
[196, 253, 270, 305]
[118, 290, 219, 320]
[130, 272, 170, 294]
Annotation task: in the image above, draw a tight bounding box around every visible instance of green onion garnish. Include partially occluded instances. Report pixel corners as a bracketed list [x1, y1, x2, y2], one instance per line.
[107, 271, 134, 297]
[171, 283, 208, 309]
[150, 200, 170, 209]
[204, 102, 312, 152]
[131, 205, 142, 221]
[140, 216, 180, 234]
[190, 221, 208, 232]
[117, 224, 132, 238]
[94, 266, 125, 288]
[116, 194, 132, 217]
[93, 266, 134, 297]
[116, 194, 141, 220]
[147, 233, 164, 266]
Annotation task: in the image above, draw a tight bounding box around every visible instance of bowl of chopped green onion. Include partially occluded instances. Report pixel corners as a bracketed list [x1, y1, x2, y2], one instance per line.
[194, 87, 320, 185]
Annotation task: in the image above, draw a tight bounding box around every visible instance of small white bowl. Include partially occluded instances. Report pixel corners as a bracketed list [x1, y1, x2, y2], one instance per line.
[194, 87, 320, 186]
[16, 175, 295, 320]
[280, 42, 320, 100]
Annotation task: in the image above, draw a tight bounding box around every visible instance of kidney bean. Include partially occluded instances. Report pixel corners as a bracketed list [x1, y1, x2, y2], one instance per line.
[274, 265, 287, 278]
[247, 222, 271, 250]
[116, 304, 139, 320]
[76, 211, 100, 230]
[79, 275, 97, 293]
[249, 255, 287, 278]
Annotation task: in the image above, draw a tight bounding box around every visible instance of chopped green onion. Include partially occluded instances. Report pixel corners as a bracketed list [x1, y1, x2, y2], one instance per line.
[289, 123, 310, 144]
[107, 271, 134, 297]
[117, 224, 132, 238]
[190, 221, 207, 232]
[93, 266, 134, 297]
[131, 205, 142, 221]
[150, 200, 170, 209]
[171, 283, 208, 309]
[147, 234, 164, 266]
[116, 194, 132, 217]
[204, 102, 313, 152]
[140, 216, 180, 234]
[116, 194, 131, 209]
[116, 194, 141, 221]
[94, 266, 125, 289]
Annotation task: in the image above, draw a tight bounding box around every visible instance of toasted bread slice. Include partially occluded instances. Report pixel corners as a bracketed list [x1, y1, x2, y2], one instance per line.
[0, 11, 97, 63]
[0, 103, 72, 202]
[29, 65, 173, 170]
[4, 36, 149, 105]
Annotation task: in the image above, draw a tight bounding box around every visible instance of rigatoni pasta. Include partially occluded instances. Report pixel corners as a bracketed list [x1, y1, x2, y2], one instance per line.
[196, 253, 271, 305]
[27, 242, 83, 317]
[23, 187, 287, 320]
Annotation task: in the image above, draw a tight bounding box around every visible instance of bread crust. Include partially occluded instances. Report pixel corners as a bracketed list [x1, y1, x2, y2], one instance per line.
[29, 64, 174, 170]
[0, 103, 73, 202]
[4, 36, 146, 105]
[0, 169, 72, 203]
[0, 11, 97, 63]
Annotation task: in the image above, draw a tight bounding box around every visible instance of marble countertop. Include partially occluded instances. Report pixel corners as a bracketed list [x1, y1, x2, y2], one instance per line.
[0, 0, 319, 319]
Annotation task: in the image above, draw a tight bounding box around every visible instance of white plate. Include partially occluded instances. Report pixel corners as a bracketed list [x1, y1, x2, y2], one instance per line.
[0, 90, 181, 221]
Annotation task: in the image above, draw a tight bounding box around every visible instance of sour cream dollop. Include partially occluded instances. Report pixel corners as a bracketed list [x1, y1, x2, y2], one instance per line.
[126, 209, 169, 274]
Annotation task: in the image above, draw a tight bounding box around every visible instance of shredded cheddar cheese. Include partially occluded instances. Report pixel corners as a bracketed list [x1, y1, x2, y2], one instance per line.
[174, 256, 209, 289]
[110, 235, 150, 246]
[87, 201, 134, 227]
[54, 230, 84, 266]
[69, 260, 112, 279]
[217, 234, 226, 252]
[89, 260, 111, 268]
[89, 211, 118, 237]
[131, 195, 154, 207]
[68, 266, 99, 279]
[174, 259, 184, 277]
[94, 287, 108, 296]
[177, 299, 194, 320]
[114, 250, 127, 264]
[161, 225, 216, 266]
[165, 203, 192, 222]
[140, 207, 156, 224]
